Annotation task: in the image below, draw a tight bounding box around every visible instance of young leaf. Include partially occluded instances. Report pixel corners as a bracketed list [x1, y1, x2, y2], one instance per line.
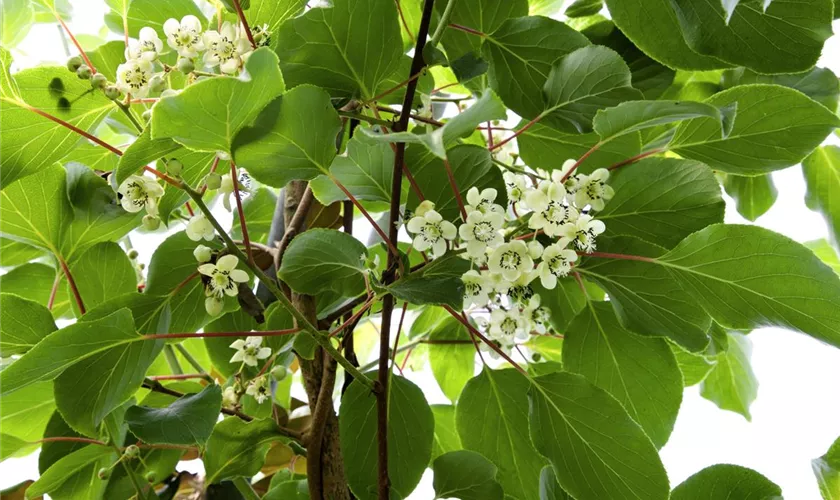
[803, 146, 840, 245]
[671, 464, 782, 499]
[388, 253, 470, 310]
[529, 372, 670, 500]
[340, 375, 434, 500]
[432, 450, 504, 500]
[25, 445, 114, 500]
[457, 369, 546, 500]
[0, 293, 57, 356]
[813, 435, 840, 500]
[204, 417, 290, 484]
[723, 173, 778, 222]
[563, 302, 683, 448]
[151, 48, 285, 153]
[700, 331, 757, 420]
[277, 228, 368, 297]
[125, 384, 222, 446]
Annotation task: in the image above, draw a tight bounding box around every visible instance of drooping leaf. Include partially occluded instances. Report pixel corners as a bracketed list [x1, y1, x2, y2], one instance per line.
[309, 135, 396, 205]
[457, 369, 546, 500]
[125, 384, 222, 446]
[388, 253, 470, 309]
[340, 375, 434, 500]
[724, 173, 778, 222]
[722, 66, 840, 112]
[278, 228, 368, 298]
[204, 417, 290, 484]
[517, 124, 641, 175]
[700, 331, 757, 420]
[528, 372, 670, 500]
[671, 463, 782, 499]
[813, 435, 840, 500]
[0, 293, 57, 356]
[803, 146, 840, 245]
[432, 450, 504, 500]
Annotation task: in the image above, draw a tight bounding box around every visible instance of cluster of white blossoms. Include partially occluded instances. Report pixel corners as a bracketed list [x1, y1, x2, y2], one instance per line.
[221, 336, 274, 407]
[406, 159, 614, 355]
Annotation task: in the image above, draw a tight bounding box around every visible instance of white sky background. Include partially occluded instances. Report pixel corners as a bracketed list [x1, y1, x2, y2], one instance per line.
[3, 2, 840, 498]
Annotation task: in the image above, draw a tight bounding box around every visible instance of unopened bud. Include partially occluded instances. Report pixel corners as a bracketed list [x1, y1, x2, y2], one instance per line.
[142, 215, 160, 231]
[193, 244, 212, 263]
[127, 249, 139, 259]
[270, 365, 288, 381]
[149, 74, 166, 93]
[67, 56, 83, 72]
[97, 467, 110, 480]
[123, 445, 140, 459]
[76, 65, 92, 80]
[141, 109, 152, 122]
[176, 57, 195, 74]
[205, 173, 222, 190]
[104, 85, 121, 101]
[166, 158, 183, 176]
[90, 73, 107, 89]
[145, 471, 156, 483]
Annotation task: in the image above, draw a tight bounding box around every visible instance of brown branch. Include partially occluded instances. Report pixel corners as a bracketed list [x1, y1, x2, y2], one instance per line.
[306, 350, 338, 500]
[48, 271, 62, 310]
[58, 256, 85, 314]
[275, 186, 314, 269]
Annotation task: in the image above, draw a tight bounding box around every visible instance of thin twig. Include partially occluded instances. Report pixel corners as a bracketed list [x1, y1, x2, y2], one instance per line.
[58, 257, 85, 314]
[231, 162, 254, 266]
[231, 0, 257, 49]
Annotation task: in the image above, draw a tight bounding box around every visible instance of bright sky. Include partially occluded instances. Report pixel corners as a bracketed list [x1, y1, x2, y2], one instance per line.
[3, 3, 840, 498]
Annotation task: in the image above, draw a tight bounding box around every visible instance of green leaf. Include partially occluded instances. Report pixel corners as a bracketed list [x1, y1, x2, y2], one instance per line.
[341, 375, 434, 500]
[66, 242, 136, 315]
[0, 381, 55, 460]
[388, 253, 470, 309]
[700, 331, 757, 420]
[803, 146, 840, 245]
[806, 239, 840, 275]
[528, 372, 670, 500]
[233, 85, 341, 188]
[482, 16, 590, 121]
[579, 236, 712, 351]
[671, 463, 782, 499]
[248, 0, 307, 54]
[105, 0, 204, 38]
[603, 0, 728, 71]
[274, 0, 403, 100]
[428, 316, 475, 403]
[0, 294, 57, 356]
[263, 480, 310, 500]
[0, 263, 70, 318]
[84, 40, 127, 81]
[563, 302, 683, 448]
[151, 48, 285, 153]
[431, 404, 462, 461]
[2, 0, 34, 47]
[457, 369, 545, 500]
[532, 277, 587, 333]
[310, 135, 396, 205]
[26, 445, 114, 499]
[540, 466, 573, 500]
[672, 343, 717, 387]
[671, 0, 833, 74]
[435, 0, 528, 63]
[432, 450, 504, 500]
[0, 237, 44, 266]
[114, 128, 180, 185]
[0, 164, 71, 253]
[722, 66, 840, 112]
[0, 64, 114, 186]
[593, 100, 734, 143]
[204, 417, 289, 484]
[597, 157, 725, 248]
[125, 385, 222, 446]
[541, 45, 643, 132]
[813, 435, 840, 500]
[724, 173, 778, 222]
[518, 124, 640, 175]
[658, 224, 840, 348]
[670, 84, 840, 175]
[278, 228, 367, 297]
[566, 0, 602, 17]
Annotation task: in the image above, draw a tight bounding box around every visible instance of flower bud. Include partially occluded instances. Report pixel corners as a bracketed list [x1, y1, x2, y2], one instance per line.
[193, 244, 212, 263]
[104, 85, 121, 101]
[532, 352, 542, 362]
[67, 56, 83, 72]
[166, 158, 183, 177]
[90, 73, 107, 89]
[145, 471, 156, 483]
[127, 249, 139, 259]
[142, 215, 161, 231]
[415, 200, 436, 217]
[141, 109, 152, 122]
[205, 173, 222, 190]
[76, 65, 92, 80]
[176, 57, 195, 74]
[270, 365, 288, 381]
[123, 444, 140, 459]
[148, 74, 166, 93]
[97, 467, 110, 480]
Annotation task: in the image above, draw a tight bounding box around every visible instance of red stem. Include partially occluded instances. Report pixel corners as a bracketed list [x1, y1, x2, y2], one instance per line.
[48, 271, 62, 310]
[607, 148, 665, 171]
[442, 305, 528, 377]
[231, 0, 257, 49]
[143, 165, 182, 187]
[515, 229, 543, 241]
[149, 374, 209, 381]
[57, 16, 97, 73]
[28, 106, 121, 156]
[143, 328, 300, 340]
[364, 72, 423, 106]
[58, 257, 85, 314]
[577, 251, 655, 263]
[442, 159, 467, 221]
[561, 143, 601, 182]
[432, 82, 459, 94]
[230, 163, 254, 266]
[329, 297, 376, 337]
[184, 201, 195, 217]
[394, 0, 415, 43]
[30, 436, 106, 446]
[331, 177, 400, 257]
[490, 113, 543, 152]
[486, 121, 494, 149]
[171, 271, 199, 295]
[448, 23, 485, 37]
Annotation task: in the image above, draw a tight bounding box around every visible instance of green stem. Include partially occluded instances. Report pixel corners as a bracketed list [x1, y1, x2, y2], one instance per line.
[174, 343, 211, 380]
[181, 184, 375, 391]
[232, 477, 261, 500]
[163, 345, 183, 375]
[431, 0, 456, 45]
[115, 101, 144, 134]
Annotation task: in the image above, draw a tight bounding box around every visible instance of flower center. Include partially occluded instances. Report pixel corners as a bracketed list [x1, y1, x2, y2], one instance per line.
[549, 255, 571, 276]
[125, 182, 148, 206]
[212, 38, 237, 61]
[125, 68, 148, 89]
[499, 250, 521, 270]
[500, 316, 518, 336]
[472, 221, 495, 242]
[543, 202, 570, 225]
[421, 223, 442, 241]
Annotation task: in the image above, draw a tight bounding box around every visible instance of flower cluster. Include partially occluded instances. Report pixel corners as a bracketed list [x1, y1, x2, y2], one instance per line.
[406, 159, 614, 355]
[222, 337, 276, 407]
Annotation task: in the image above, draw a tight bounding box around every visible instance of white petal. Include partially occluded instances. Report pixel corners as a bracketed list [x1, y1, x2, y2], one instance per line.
[466, 187, 480, 206]
[406, 217, 425, 233]
[197, 263, 216, 276]
[230, 339, 246, 349]
[230, 350, 245, 363]
[205, 297, 224, 316]
[441, 221, 457, 240]
[432, 238, 447, 258]
[216, 254, 239, 271]
[221, 57, 240, 74]
[163, 18, 180, 36]
[257, 347, 272, 359]
[412, 237, 430, 252]
[229, 269, 249, 283]
[182, 15, 202, 32]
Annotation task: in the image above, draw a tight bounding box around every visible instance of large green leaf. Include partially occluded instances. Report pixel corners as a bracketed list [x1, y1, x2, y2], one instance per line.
[310, 135, 396, 205]
[540, 466, 574, 500]
[671, 464, 781, 499]
[593, 100, 734, 143]
[482, 16, 590, 121]
[274, 0, 403, 100]
[247, 0, 307, 53]
[25, 445, 114, 500]
[807, 239, 840, 275]
[151, 48, 285, 153]
[597, 157, 725, 248]
[0, 164, 71, 253]
[233, 85, 341, 188]
[125, 384, 222, 446]
[277, 228, 368, 297]
[528, 372, 669, 500]
[204, 417, 289, 484]
[670, 84, 840, 175]
[0, 293, 57, 356]
[659, 224, 840, 347]
[388, 253, 470, 310]
[671, 0, 833, 74]
[431, 404, 462, 461]
[428, 316, 475, 403]
[457, 369, 546, 500]
[0, 263, 70, 318]
[1, 0, 34, 47]
[340, 375, 434, 500]
[803, 146, 840, 245]
[563, 302, 683, 448]
[435, 0, 528, 63]
[432, 450, 504, 500]
[0, 381, 55, 460]
[517, 124, 641, 175]
[0, 237, 44, 266]
[66, 242, 136, 315]
[813, 435, 840, 500]
[722, 66, 840, 112]
[105, 0, 204, 38]
[724, 173, 778, 222]
[700, 331, 757, 420]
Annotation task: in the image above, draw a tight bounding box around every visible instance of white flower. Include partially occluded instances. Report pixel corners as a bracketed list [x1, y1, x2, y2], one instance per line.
[219, 174, 248, 211]
[116, 58, 154, 97]
[524, 295, 551, 334]
[489, 308, 528, 342]
[488, 241, 533, 281]
[527, 240, 543, 259]
[126, 27, 163, 62]
[206, 296, 224, 316]
[462, 270, 491, 309]
[199, 254, 249, 300]
[117, 175, 164, 216]
[222, 386, 239, 407]
[230, 336, 272, 367]
[193, 245, 213, 263]
[502, 270, 537, 304]
[526, 179, 579, 238]
[163, 15, 205, 58]
[414, 200, 436, 217]
[574, 168, 614, 211]
[465, 187, 504, 216]
[503, 172, 528, 205]
[492, 133, 517, 165]
[555, 159, 583, 195]
[459, 210, 504, 258]
[406, 209, 456, 258]
[245, 376, 271, 404]
[203, 22, 251, 74]
[251, 23, 272, 48]
[563, 215, 606, 253]
[537, 238, 578, 289]
[186, 214, 215, 241]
